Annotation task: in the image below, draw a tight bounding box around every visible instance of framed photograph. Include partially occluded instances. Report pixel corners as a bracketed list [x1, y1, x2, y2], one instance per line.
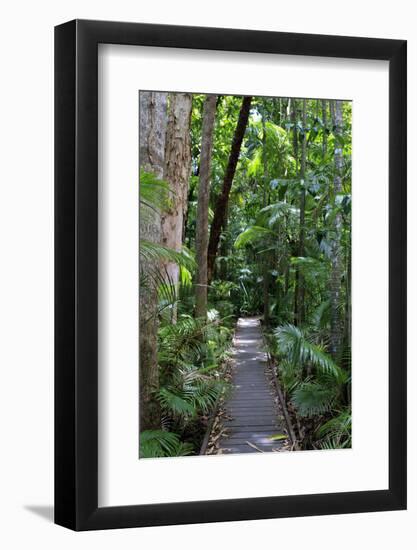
[55, 19, 406, 530]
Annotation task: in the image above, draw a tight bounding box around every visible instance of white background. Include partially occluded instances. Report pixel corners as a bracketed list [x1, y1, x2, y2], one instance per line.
[0, 0, 415, 548]
[99, 45, 389, 506]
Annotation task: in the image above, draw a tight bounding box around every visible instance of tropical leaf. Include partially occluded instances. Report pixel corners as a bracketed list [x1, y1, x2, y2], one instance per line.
[234, 226, 274, 248]
[274, 324, 345, 383]
[292, 382, 336, 417]
[139, 169, 170, 212]
[140, 241, 196, 272]
[312, 300, 331, 329]
[256, 202, 299, 228]
[158, 388, 196, 418]
[139, 430, 194, 458]
[316, 409, 352, 441]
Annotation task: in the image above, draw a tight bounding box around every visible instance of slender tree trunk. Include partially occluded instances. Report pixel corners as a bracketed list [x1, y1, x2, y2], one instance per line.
[291, 100, 299, 324]
[207, 96, 252, 283]
[139, 92, 167, 430]
[291, 99, 299, 174]
[298, 99, 307, 325]
[195, 95, 217, 319]
[262, 111, 270, 325]
[344, 231, 351, 403]
[293, 100, 307, 325]
[330, 100, 344, 360]
[344, 230, 351, 363]
[322, 99, 328, 156]
[161, 93, 193, 321]
[219, 206, 229, 280]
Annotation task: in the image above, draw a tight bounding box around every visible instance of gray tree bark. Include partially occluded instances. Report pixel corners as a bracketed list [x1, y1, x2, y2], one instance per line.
[298, 99, 307, 325]
[262, 111, 270, 325]
[330, 100, 344, 360]
[195, 95, 217, 319]
[139, 91, 167, 430]
[322, 99, 328, 156]
[161, 92, 193, 321]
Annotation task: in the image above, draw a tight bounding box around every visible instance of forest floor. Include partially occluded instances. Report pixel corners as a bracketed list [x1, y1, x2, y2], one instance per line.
[204, 317, 291, 454]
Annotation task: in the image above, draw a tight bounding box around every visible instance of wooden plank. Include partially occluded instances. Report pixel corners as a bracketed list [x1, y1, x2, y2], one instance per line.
[226, 416, 277, 420]
[224, 430, 282, 436]
[226, 408, 276, 414]
[219, 445, 276, 454]
[218, 445, 260, 453]
[226, 417, 278, 423]
[223, 439, 280, 446]
[224, 421, 278, 428]
[230, 389, 273, 399]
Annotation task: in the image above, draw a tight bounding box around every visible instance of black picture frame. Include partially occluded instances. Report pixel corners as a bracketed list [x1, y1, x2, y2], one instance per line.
[55, 19, 407, 531]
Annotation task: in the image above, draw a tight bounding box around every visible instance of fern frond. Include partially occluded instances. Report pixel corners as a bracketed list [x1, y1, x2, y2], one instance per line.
[140, 241, 196, 271]
[157, 388, 196, 418]
[292, 382, 337, 417]
[256, 202, 299, 228]
[139, 430, 195, 458]
[139, 169, 170, 212]
[316, 410, 352, 441]
[234, 226, 274, 249]
[274, 324, 345, 382]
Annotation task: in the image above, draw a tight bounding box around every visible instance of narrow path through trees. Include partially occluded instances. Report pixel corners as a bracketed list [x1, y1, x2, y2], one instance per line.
[213, 318, 288, 454]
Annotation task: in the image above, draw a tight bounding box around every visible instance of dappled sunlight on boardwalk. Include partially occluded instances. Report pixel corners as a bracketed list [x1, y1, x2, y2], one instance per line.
[216, 317, 288, 454]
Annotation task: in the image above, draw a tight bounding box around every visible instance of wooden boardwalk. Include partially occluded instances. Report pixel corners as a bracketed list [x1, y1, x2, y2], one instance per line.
[216, 317, 288, 454]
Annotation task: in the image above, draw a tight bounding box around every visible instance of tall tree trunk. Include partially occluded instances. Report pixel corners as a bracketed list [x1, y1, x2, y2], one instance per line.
[293, 100, 307, 325]
[298, 99, 307, 324]
[262, 111, 270, 325]
[195, 95, 217, 319]
[207, 96, 252, 283]
[291, 99, 299, 174]
[344, 233, 351, 404]
[322, 99, 328, 156]
[219, 206, 229, 280]
[139, 92, 167, 430]
[291, 100, 299, 324]
[161, 92, 193, 321]
[330, 100, 344, 360]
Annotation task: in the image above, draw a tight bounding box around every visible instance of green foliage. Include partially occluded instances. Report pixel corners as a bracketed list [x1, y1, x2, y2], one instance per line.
[234, 226, 274, 248]
[277, 359, 300, 395]
[158, 369, 223, 421]
[140, 241, 195, 271]
[139, 430, 194, 458]
[158, 387, 197, 418]
[156, 314, 231, 449]
[274, 324, 345, 382]
[256, 202, 299, 228]
[292, 382, 337, 417]
[315, 410, 352, 448]
[273, 320, 350, 446]
[139, 168, 170, 219]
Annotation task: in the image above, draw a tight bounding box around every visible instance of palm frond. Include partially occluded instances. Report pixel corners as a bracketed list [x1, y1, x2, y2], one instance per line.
[292, 382, 337, 417]
[256, 202, 299, 228]
[277, 359, 300, 395]
[234, 226, 274, 249]
[312, 300, 331, 329]
[140, 241, 196, 271]
[158, 388, 196, 418]
[139, 169, 170, 212]
[274, 324, 345, 382]
[316, 409, 352, 443]
[139, 429, 194, 458]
